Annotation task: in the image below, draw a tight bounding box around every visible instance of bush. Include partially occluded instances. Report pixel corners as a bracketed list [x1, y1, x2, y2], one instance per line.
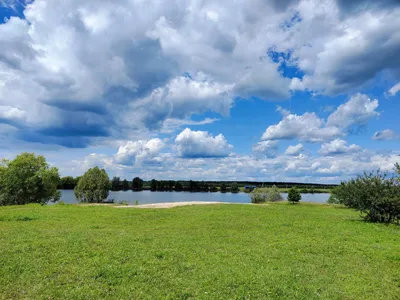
[249, 188, 269, 203]
[288, 187, 301, 204]
[74, 167, 110, 203]
[231, 182, 240, 193]
[267, 185, 283, 202]
[327, 194, 341, 204]
[332, 169, 400, 224]
[0, 153, 60, 206]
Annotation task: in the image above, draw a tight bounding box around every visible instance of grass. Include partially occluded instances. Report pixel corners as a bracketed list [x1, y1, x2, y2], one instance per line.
[0, 203, 399, 299]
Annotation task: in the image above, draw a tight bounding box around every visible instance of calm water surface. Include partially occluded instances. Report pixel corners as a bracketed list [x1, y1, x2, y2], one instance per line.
[58, 190, 330, 205]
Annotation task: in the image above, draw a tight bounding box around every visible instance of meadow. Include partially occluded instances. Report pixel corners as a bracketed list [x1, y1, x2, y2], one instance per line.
[0, 203, 399, 299]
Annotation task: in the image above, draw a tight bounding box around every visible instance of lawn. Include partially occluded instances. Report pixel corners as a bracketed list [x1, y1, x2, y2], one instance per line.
[0, 203, 399, 299]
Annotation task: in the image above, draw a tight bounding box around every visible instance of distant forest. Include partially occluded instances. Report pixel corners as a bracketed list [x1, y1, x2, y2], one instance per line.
[58, 176, 336, 193]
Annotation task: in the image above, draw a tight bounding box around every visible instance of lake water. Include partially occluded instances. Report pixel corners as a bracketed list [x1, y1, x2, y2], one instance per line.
[58, 190, 330, 205]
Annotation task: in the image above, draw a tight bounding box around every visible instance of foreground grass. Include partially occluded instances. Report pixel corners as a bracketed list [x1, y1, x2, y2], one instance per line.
[0, 203, 399, 299]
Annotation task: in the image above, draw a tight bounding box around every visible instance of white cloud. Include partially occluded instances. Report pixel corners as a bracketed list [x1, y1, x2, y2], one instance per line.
[261, 93, 379, 143]
[285, 144, 304, 156]
[0, 105, 26, 125]
[114, 138, 165, 166]
[261, 111, 342, 142]
[0, 0, 398, 148]
[318, 139, 361, 156]
[252, 140, 278, 158]
[326, 93, 379, 129]
[289, 3, 400, 95]
[388, 82, 400, 96]
[175, 128, 233, 158]
[372, 129, 398, 141]
[125, 74, 234, 129]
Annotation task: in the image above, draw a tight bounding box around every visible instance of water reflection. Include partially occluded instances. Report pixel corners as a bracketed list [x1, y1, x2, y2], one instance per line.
[57, 190, 330, 205]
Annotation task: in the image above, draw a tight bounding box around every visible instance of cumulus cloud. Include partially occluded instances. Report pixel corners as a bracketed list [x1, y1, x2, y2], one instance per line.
[175, 128, 233, 158]
[261, 111, 342, 142]
[388, 82, 400, 96]
[318, 139, 361, 156]
[0, 0, 399, 149]
[289, 3, 400, 95]
[326, 94, 379, 129]
[114, 138, 165, 166]
[285, 144, 304, 156]
[0, 105, 26, 126]
[126, 74, 234, 129]
[372, 129, 398, 141]
[252, 140, 278, 158]
[261, 94, 379, 142]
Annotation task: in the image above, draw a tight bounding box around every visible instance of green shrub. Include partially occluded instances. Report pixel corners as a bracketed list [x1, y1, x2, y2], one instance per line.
[230, 182, 240, 193]
[288, 187, 301, 204]
[267, 185, 283, 202]
[74, 167, 110, 203]
[119, 200, 129, 206]
[332, 169, 400, 224]
[249, 188, 269, 203]
[0, 153, 60, 206]
[327, 194, 340, 204]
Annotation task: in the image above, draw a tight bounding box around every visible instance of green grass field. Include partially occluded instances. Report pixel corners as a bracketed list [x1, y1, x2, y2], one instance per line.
[0, 203, 399, 299]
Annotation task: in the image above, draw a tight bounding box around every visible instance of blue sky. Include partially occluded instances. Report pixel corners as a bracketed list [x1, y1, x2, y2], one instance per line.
[0, 0, 399, 182]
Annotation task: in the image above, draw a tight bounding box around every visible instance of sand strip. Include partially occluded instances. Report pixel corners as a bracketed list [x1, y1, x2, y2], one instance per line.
[115, 201, 233, 209]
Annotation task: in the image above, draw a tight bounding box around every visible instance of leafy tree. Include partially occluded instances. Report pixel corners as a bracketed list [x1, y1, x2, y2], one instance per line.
[210, 185, 218, 192]
[150, 179, 157, 191]
[74, 167, 110, 203]
[59, 176, 76, 189]
[332, 169, 400, 224]
[0, 153, 60, 206]
[111, 176, 121, 191]
[220, 183, 227, 193]
[267, 185, 283, 202]
[74, 176, 81, 186]
[189, 180, 198, 192]
[175, 182, 183, 191]
[288, 187, 301, 204]
[249, 188, 269, 204]
[168, 180, 175, 191]
[122, 179, 129, 191]
[231, 182, 240, 193]
[132, 177, 144, 191]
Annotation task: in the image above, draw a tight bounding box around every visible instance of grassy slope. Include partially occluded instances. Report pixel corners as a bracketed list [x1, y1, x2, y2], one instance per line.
[0, 203, 399, 299]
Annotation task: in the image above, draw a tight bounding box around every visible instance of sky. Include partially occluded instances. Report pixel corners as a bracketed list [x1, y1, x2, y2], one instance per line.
[0, 0, 399, 183]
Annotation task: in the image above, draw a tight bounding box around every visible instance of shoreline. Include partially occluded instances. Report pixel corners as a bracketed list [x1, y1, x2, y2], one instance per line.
[115, 201, 244, 208]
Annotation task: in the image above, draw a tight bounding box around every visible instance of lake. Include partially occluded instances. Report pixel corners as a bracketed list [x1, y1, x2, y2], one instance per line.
[58, 190, 330, 205]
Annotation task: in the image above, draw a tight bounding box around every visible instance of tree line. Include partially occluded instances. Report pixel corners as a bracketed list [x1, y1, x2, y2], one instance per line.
[2, 152, 399, 224]
[59, 176, 335, 192]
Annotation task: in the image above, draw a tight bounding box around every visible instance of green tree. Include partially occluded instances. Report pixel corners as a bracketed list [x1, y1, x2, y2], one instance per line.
[132, 177, 144, 191]
[332, 169, 400, 224]
[0, 153, 60, 206]
[74, 167, 110, 203]
[111, 176, 120, 191]
[220, 183, 227, 193]
[122, 179, 129, 191]
[231, 182, 239, 193]
[267, 185, 283, 202]
[175, 182, 183, 191]
[150, 179, 157, 191]
[249, 188, 269, 204]
[288, 187, 301, 204]
[74, 176, 81, 186]
[58, 176, 75, 189]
